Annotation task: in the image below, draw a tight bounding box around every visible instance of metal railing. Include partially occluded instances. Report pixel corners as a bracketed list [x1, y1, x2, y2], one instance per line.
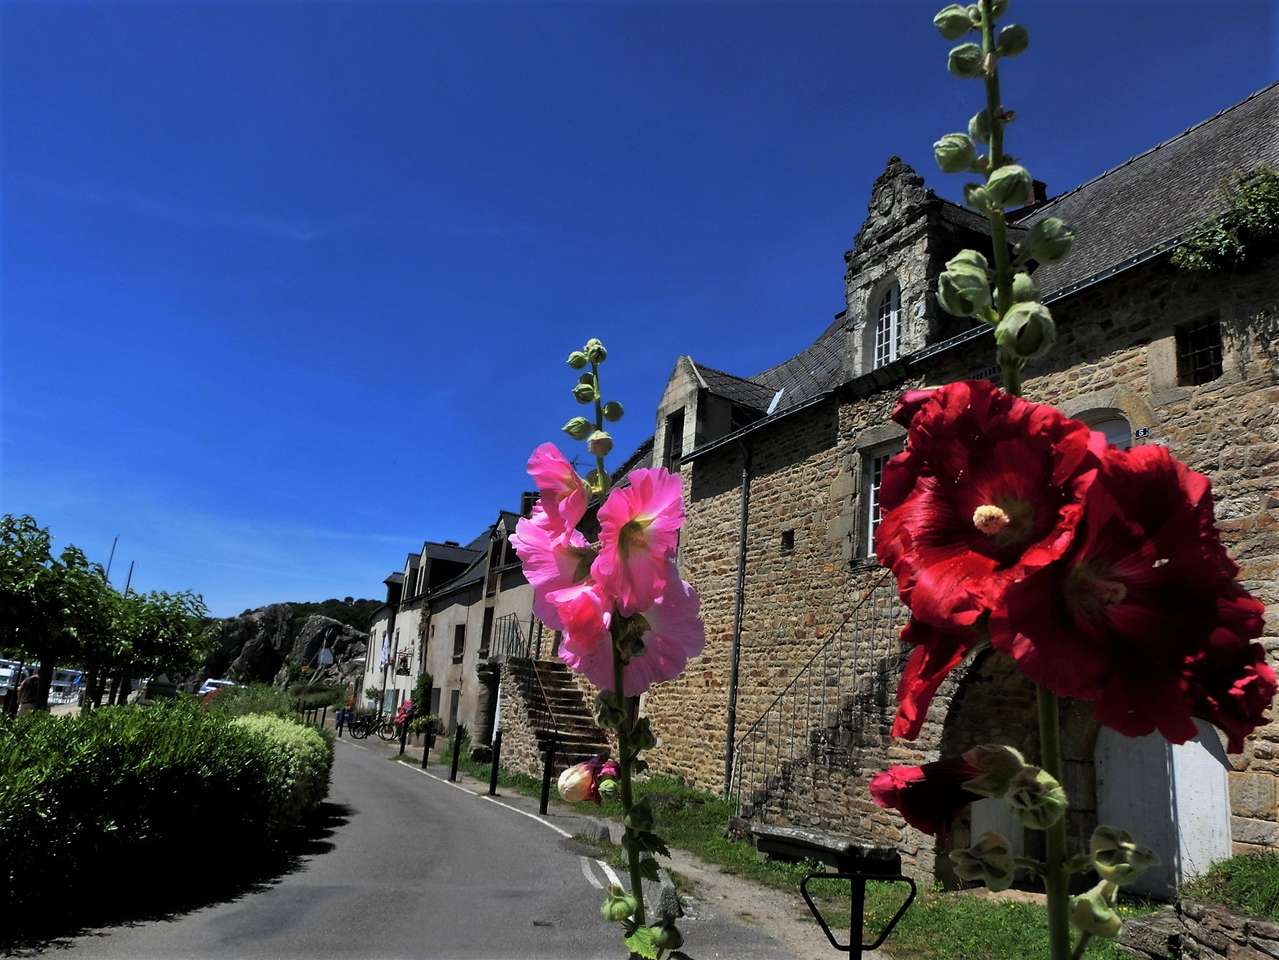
[489, 612, 560, 743]
[490, 613, 532, 661]
[729, 568, 908, 826]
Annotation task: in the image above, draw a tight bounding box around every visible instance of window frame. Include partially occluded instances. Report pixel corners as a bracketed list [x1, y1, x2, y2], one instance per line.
[861, 445, 900, 558]
[872, 283, 902, 370]
[1174, 314, 1224, 386]
[452, 623, 465, 664]
[663, 408, 685, 472]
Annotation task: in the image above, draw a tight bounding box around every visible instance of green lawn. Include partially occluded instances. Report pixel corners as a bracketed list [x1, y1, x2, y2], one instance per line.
[1182, 852, 1279, 920]
[428, 744, 1157, 960]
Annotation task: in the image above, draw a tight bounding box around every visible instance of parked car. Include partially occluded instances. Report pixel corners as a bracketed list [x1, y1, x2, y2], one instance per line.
[197, 678, 239, 696]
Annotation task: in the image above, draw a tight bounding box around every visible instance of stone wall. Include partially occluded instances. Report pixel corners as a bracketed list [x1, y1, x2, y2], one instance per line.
[640, 245, 1279, 882]
[496, 663, 544, 779]
[1121, 901, 1279, 959]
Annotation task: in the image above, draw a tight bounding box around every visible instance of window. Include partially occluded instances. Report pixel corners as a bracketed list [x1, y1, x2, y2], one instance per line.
[1176, 315, 1223, 385]
[780, 529, 795, 552]
[452, 624, 465, 663]
[663, 408, 685, 472]
[864, 450, 894, 557]
[480, 607, 495, 657]
[1083, 415, 1132, 450]
[873, 283, 902, 370]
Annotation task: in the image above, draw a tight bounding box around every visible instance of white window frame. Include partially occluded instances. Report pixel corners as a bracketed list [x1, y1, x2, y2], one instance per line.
[873, 284, 902, 370]
[864, 449, 895, 557]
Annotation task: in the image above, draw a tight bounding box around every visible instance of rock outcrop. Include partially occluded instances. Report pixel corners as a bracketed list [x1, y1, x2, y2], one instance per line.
[200, 600, 373, 685]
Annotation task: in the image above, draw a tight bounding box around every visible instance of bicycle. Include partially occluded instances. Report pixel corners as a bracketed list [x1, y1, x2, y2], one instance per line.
[345, 714, 376, 740]
[375, 717, 401, 742]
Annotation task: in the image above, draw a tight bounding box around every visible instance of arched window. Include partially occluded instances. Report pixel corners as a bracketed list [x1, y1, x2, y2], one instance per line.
[873, 283, 902, 369]
[1079, 411, 1132, 450]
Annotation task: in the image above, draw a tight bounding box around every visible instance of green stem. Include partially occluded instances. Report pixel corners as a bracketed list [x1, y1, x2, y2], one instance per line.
[979, 0, 1013, 318]
[592, 361, 610, 496]
[612, 627, 646, 926]
[1037, 686, 1072, 960]
[1070, 932, 1092, 960]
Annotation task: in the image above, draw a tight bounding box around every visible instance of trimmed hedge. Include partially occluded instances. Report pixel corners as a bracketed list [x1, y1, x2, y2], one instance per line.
[0, 700, 333, 925]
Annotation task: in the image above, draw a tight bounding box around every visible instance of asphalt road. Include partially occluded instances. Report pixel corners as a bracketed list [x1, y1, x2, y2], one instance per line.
[54, 737, 794, 960]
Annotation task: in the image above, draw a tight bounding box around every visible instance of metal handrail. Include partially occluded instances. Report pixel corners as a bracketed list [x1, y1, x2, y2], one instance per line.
[525, 658, 560, 742]
[491, 613, 560, 741]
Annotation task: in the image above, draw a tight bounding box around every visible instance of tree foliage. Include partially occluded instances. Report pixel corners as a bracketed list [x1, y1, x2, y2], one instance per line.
[1172, 167, 1279, 273]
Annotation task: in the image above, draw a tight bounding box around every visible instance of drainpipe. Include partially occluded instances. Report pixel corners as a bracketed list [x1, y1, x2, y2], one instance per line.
[723, 439, 753, 795]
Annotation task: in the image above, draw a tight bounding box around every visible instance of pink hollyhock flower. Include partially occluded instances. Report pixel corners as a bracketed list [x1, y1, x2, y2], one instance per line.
[560, 559, 704, 696]
[593, 467, 684, 616]
[510, 515, 596, 631]
[557, 755, 616, 803]
[876, 380, 1099, 630]
[989, 443, 1274, 751]
[892, 619, 984, 740]
[526, 442, 588, 534]
[870, 755, 983, 838]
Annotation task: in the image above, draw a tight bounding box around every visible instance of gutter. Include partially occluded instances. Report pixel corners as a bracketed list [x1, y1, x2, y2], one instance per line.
[722, 438, 753, 795]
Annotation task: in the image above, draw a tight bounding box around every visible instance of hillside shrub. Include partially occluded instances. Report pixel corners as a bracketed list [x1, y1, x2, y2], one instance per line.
[207, 682, 296, 718]
[0, 700, 333, 932]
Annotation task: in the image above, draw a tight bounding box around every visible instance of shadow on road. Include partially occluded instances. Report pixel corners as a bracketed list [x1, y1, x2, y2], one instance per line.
[1, 801, 353, 956]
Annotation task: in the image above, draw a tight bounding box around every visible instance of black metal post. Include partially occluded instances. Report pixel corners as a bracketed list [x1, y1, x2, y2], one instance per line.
[422, 732, 433, 769]
[488, 729, 503, 796]
[336, 707, 344, 738]
[321, 705, 327, 729]
[538, 735, 557, 815]
[448, 725, 463, 782]
[399, 719, 408, 756]
[850, 875, 866, 960]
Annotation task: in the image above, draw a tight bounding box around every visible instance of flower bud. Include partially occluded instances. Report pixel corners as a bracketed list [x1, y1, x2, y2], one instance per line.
[963, 182, 990, 211]
[985, 164, 1035, 208]
[573, 382, 596, 404]
[950, 832, 1015, 891]
[587, 430, 613, 457]
[584, 338, 607, 364]
[968, 108, 991, 144]
[602, 400, 624, 422]
[997, 23, 1029, 57]
[961, 744, 1025, 797]
[567, 350, 589, 370]
[934, 133, 978, 174]
[600, 886, 638, 922]
[947, 43, 984, 78]
[933, 4, 973, 40]
[996, 301, 1056, 361]
[1010, 272, 1038, 304]
[1006, 765, 1067, 829]
[1070, 880, 1122, 938]
[1090, 826, 1159, 886]
[597, 777, 619, 802]
[650, 922, 683, 951]
[632, 717, 658, 751]
[1021, 216, 1075, 263]
[625, 801, 655, 832]
[990, 0, 1008, 16]
[937, 250, 992, 319]
[558, 762, 598, 803]
[562, 416, 592, 440]
[595, 693, 626, 728]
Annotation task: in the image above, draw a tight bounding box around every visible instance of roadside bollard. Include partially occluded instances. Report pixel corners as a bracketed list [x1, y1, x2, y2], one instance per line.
[321, 705, 328, 729]
[448, 725, 463, 782]
[538, 735, 557, 815]
[422, 731, 434, 769]
[399, 720, 408, 756]
[488, 729, 503, 796]
[336, 708, 344, 738]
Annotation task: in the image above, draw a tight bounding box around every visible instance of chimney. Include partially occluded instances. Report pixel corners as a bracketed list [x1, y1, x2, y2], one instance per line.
[520, 490, 539, 517]
[1032, 180, 1048, 204]
[444, 540, 459, 547]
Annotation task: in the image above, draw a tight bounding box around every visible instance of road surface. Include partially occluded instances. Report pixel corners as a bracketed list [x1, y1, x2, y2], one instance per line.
[54, 736, 795, 959]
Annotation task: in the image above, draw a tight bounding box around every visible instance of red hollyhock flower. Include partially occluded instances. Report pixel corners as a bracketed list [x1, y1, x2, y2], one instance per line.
[892, 619, 984, 740]
[989, 443, 1273, 751]
[869, 756, 983, 837]
[876, 380, 1099, 631]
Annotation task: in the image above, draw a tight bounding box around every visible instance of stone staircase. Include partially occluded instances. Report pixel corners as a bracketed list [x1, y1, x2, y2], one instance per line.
[503, 657, 611, 773]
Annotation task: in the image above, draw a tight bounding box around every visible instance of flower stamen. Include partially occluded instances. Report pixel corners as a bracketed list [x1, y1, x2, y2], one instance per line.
[973, 504, 1012, 536]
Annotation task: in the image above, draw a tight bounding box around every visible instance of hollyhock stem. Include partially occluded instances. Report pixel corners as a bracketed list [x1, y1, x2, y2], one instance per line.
[593, 361, 611, 496]
[979, 0, 1013, 318]
[612, 627, 647, 927]
[1037, 685, 1072, 960]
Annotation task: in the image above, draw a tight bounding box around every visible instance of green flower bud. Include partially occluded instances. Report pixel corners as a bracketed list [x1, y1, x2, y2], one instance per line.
[1021, 216, 1075, 263]
[1010, 272, 1038, 304]
[562, 416, 592, 440]
[573, 382, 596, 404]
[965, 4, 981, 25]
[996, 301, 1056, 361]
[632, 717, 658, 751]
[933, 3, 973, 40]
[961, 744, 1025, 797]
[1006, 765, 1068, 829]
[602, 400, 624, 422]
[650, 922, 684, 951]
[567, 350, 589, 370]
[934, 133, 978, 174]
[937, 250, 992, 319]
[587, 430, 613, 456]
[968, 108, 991, 144]
[1090, 826, 1159, 886]
[584, 338, 607, 364]
[594, 693, 626, 728]
[990, 0, 1008, 17]
[964, 182, 991, 211]
[997, 23, 1029, 57]
[948, 42, 984, 78]
[985, 164, 1035, 209]
[950, 832, 1015, 892]
[1069, 880, 1122, 938]
[600, 886, 638, 922]
[597, 777, 619, 802]
[624, 801, 655, 832]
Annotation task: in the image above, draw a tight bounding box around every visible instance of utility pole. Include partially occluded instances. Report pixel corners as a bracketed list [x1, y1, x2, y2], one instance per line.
[105, 536, 119, 582]
[123, 561, 135, 597]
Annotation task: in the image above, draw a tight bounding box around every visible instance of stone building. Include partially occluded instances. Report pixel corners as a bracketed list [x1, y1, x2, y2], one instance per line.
[637, 82, 1279, 896]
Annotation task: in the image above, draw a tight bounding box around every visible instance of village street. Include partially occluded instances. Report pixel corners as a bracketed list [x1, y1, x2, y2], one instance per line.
[53, 736, 799, 960]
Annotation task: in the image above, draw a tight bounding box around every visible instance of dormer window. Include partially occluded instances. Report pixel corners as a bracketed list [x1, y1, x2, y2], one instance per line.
[873, 283, 902, 369]
[663, 408, 685, 472]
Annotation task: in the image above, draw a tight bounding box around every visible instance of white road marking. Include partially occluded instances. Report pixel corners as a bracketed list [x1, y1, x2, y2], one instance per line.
[597, 859, 623, 889]
[481, 794, 573, 838]
[396, 759, 481, 796]
[580, 856, 603, 889]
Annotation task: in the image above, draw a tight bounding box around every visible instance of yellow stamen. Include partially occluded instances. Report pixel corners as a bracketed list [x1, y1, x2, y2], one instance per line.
[973, 504, 1011, 536]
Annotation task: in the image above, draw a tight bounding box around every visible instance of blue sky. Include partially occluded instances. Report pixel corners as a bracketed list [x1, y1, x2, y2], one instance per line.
[2, 1, 1274, 617]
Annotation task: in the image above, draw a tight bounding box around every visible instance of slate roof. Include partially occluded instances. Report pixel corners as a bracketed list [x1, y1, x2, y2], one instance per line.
[692, 362, 779, 411]
[420, 541, 482, 565]
[1019, 82, 1279, 298]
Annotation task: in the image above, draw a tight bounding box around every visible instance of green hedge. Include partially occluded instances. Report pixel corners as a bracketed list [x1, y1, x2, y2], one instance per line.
[0, 700, 333, 926]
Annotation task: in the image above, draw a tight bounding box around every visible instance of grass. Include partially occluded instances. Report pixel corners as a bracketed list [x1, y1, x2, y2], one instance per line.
[1182, 852, 1279, 920]
[429, 751, 1156, 960]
